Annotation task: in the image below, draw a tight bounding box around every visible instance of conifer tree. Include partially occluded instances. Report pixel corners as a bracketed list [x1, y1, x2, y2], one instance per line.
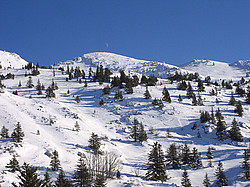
[192, 93, 198, 106]
[215, 108, 224, 121]
[216, 118, 227, 140]
[14, 162, 43, 187]
[197, 93, 204, 106]
[36, 79, 42, 95]
[130, 118, 139, 142]
[215, 161, 227, 186]
[166, 143, 181, 169]
[178, 94, 183, 102]
[189, 147, 203, 169]
[203, 173, 211, 187]
[229, 118, 243, 142]
[50, 150, 61, 171]
[181, 143, 191, 165]
[43, 171, 53, 187]
[45, 86, 55, 98]
[138, 122, 147, 143]
[181, 168, 191, 187]
[146, 142, 167, 182]
[94, 174, 106, 187]
[186, 82, 194, 99]
[73, 155, 92, 186]
[88, 132, 101, 155]
[158, 99, 164, 109]
[152, 98, 158, 105]
[144, 87, 151, 99]
[11, 122, 24, 143]
[74, 121, 80, 132]
[162, 87, 171, 103]
[197, 79, 205, 92]
[211, 107, 216, 124]
[84, 79, 88, 87]
[75, 96, 80, 103]
[55, 169, 73, 187]
[18, 80, 22, 87]
[235, 101, 243, 116]
[229, 92, 236, 105]
[99, 99, 104, 106]
[206, 146, 213, 167]
[26, 77, 34, 88]
[0, 125, 9, 138]
[242, 148, 250, 180]
[6, 154, 19, 172]
[114, 90, 123, 101]
[103, 85, 110, 95]
[116, 170, 121, 179]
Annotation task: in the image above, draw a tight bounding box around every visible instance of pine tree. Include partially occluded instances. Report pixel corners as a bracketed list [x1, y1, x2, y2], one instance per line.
[74, 121, 80, 132]
[88, 132, 101, 155]
[216, 118, 227, 140]
[242, 148, 250, 180]
[203, 173, 211, 187]
[166, 143, 181, 169]
[206, 146, 213, 167]
[229, 118, 243, 142]
[138, 122, 147, 143]
[0, 125, 9, 138]
[99, 99, 104, 106]
[130, 118, 139, 142]
[197, 79, 205, 92]
[158, 99, 164, 109]
[75, 96, 80, 103]
[50, 150, 61, 171]
[26, 77, 34, 88]
[215, 161, 227, 186]
[229, 92, 236, 105]
[189, 147, 203, 169]
[235, 101, 243, 116]
[181, 168, 191, 187]
[192, 93, 198, 106]
[45, 86, 55, 98]
[146, 142, 167, 182]
[36, 79, 42, 95]
[114, 90, 123, 101]
[103, 85, 110, 95]
[178, 94, 183, 102]
[6, 154, 19, 172]
[43, 171, 53, 187]
[125, 79, 133, 94]
[94, 174, 106, 187]
[144, 87, 151, 99]
[55, 169, 73, 187]
[197, 93, 204, 106]
[73, 155, 92, 187]
[181, 143, 191, 165]
[84, 79, 88, 87]
[215, 108, 224, 121]
[18, 80, 22, 87]
[186, 82, 194, 99]
[162, 87, 171, 103]
[116, 170, 121, 179]
[15, 162, 43, 187]
[211, 107, 216, 124]
[152, 98, 158, 105]
[11, 122, 24, 143]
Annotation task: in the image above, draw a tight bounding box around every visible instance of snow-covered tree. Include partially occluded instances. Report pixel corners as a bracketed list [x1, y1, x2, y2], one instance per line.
[229, 118, 243, 142]
[181, 168, 191, 187]
[6, 154, 19, 172]
[162, 87, 171, 103]
[203, 173, 211, 187]
[144, 86, 151, 99]
[229, 92, 236, 105]
[242, 148, 250, 180]
[181, 143, 191, 165]
[43, 171, 53, 187]
[166, 143, 181, 169]
[235, 101, 243, 116]
[50, 150, 61, 171]
[88, 132, 101, 155]
[11, 122, 24, 143]
[0, 125, 9, 138]
[215, 161, 227, 186]
[55, 169, 73, 187]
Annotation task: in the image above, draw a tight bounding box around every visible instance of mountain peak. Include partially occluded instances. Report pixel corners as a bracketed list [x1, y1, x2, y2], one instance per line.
[0, 50, 29, 69]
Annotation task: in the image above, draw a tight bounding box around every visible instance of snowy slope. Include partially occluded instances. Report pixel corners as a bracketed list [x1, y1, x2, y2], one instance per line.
[230, 60, 250, 71]
[181, 59, 247, 80]
[0, 51, 29, 69]
[0, 51, 249, 186]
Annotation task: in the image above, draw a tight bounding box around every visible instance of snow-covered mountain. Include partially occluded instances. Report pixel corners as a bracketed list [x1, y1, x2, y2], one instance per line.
[0, 51, 29, 69]
[181, 59, 247, 80]
[0, 51, 250, 186]
[230, 60, 250, 71]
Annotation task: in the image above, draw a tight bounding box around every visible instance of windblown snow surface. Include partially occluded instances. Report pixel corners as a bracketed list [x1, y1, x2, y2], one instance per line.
[0, 51, 250, 186]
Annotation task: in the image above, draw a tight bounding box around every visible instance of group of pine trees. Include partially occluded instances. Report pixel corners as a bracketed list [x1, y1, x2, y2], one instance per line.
[0, 122, 24, 143]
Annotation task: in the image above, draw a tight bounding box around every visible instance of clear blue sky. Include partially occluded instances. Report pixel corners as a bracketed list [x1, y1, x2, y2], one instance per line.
[1, 0, 250, 66]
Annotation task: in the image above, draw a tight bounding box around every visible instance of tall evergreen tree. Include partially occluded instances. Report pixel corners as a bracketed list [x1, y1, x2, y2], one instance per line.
[210, 107, 216, 124]
[45, 86, 55, 98]
[216, 118, 227, 140]
[206, 146, 213, 167]
[94, 174, 106, 187]
[189, 147, 203, 169]
[36, 79, 42, 95]
[203, 173, 211, 187]
[14, 162, 43, 187]
[162, 87, 171, 103]
[181, 143, 191, 165]
[166, 143, 181, 169]
[73, 155, 92, 187]
[50, 150, 61, 171]
[74, 121, 80, 132]
[103, 85, 110, 95]
[197, 79, 205, 92]
[0, 125, 9, 138]
[146, 142, 167, 182]
[178, 94, 183, 102]
[26, 77, 34, 88]
[181, 168, 191, 187]
[215, 161, 227, 186]
[138, 122, 147, 143]
[55, 169, 73, 187]
[11, 122, 24, 143]
[88, 132, 101, 155]
[186, 82, 194, 99]
[6, 154, 19, 172]
[229, 92, 236, 105]
[197, 93, 204, 106]
[215, 108, 224, 121]
[130, 118, 139, 142]
[144, 87, 151, 99]
[229, 118, 243, 142]
[242, 148, 250, 180]
[235, 101, 243, 116]
[192, 93, 198, 106]
[114, 90, 123, 101]
[75, 96, 80, 103]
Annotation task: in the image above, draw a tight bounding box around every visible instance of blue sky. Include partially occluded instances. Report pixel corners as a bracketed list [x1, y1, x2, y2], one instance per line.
[1, 0, 250, 66]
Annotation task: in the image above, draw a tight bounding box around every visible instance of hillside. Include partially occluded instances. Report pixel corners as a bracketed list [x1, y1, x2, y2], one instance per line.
[0, 51, 250, 186]
[0, 51, 28, 69]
